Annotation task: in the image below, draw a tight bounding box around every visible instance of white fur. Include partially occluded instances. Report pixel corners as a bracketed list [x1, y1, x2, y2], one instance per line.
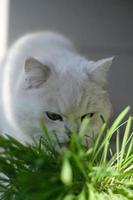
[0, 32, 113, 145]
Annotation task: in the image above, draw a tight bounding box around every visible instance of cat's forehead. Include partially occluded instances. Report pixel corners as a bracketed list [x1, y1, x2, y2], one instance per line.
[54, 54, 90, 76]
[46, 76, 101, 116]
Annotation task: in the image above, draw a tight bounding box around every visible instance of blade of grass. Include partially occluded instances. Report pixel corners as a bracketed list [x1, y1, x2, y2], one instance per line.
[120, 155, 133, 171]
[119, 116, 132, 168]
[102, 140, 110, 163]
[116, 129, 120, 169]
[125, 133, 133, 160]
[39, 118, 52, 146]
[92, 123, 107, 156]
[93, 106, 130, 162]
[79, 118, 90, 139]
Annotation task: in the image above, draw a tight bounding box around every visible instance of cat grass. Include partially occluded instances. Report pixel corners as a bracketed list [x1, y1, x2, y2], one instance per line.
[0, 106, 132, 200]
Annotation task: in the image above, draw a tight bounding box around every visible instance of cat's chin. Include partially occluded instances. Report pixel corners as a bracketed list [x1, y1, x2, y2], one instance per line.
[55, 142, 70, 153]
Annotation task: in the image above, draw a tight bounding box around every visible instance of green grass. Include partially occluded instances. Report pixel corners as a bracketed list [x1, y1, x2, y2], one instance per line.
[0, 106, 132, 200]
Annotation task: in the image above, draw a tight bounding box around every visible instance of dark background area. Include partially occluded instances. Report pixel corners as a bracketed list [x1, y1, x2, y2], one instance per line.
[8, 0, 133, 119]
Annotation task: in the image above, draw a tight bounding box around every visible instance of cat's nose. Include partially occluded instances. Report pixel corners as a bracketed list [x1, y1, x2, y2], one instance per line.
[65, 127, 72, 138]
[65, 119, 80, 137]
[65, 124, 80, 138]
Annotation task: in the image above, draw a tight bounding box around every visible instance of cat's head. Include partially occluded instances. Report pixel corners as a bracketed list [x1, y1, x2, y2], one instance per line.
[19, 55, 113, 147]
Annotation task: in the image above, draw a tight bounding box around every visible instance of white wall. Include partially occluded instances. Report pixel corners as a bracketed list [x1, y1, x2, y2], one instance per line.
[0, 0, 9, 59]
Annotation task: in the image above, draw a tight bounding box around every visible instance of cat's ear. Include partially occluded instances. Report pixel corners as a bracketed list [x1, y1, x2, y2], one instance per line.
[24, 57, 51, 89]
[89, 57, 114, 87]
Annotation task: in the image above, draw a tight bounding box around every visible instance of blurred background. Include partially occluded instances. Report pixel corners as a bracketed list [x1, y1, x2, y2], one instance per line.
[0, 0, 133, 119]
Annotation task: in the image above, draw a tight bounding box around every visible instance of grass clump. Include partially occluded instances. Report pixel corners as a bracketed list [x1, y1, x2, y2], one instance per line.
[0, 106, 132, 200]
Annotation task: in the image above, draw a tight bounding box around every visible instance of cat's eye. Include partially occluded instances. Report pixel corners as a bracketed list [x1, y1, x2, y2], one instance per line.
[45, 112, 63, 121]
[81, 113, 95, 121]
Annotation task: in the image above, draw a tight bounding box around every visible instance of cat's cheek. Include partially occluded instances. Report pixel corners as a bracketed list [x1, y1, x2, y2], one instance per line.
[84, 115, 103, 139]
[40, 117, 65, 135]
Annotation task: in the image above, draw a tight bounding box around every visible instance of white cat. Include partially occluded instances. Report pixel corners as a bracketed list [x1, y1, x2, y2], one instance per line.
[0, 32, 113, 146]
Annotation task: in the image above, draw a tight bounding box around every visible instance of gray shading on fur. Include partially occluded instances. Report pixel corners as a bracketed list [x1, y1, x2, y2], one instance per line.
[0, 32, 113, 146]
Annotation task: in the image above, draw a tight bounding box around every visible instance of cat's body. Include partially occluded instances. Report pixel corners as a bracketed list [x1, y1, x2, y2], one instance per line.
[0, 32, 113, 146]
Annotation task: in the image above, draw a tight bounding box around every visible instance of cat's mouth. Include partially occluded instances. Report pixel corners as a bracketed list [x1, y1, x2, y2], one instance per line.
[55, 141, 70, 153]
[59, 141, 70, 149]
